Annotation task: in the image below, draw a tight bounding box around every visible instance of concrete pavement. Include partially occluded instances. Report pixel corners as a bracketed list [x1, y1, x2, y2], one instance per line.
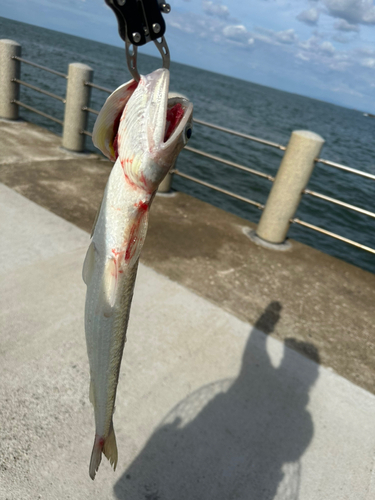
[1, 182, 375, 499]
[1, 118, 375, 395]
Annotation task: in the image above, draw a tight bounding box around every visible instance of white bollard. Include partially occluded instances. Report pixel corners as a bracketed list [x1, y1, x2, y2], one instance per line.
[256, 130, 325, 245]
[62, 62, 93, 152]
[0, 39, 21, 120]
[158, 171, 174, 193]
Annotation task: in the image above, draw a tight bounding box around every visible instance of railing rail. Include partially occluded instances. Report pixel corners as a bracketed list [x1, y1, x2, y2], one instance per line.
[193, 118, 286, 151]
[12, 78, 66, 103]
[12, 99, 64, 125]
[12, 55, 67, 78]
[82, 106, 99, 115]
[84, 81, 112, 94]
[303, 189, 375, 219]
[171, 169, 264, 210]
[185, 146, 275, 181]
[316, 157, 375, 181]
[291, 218, 375, 255]
[81, 129, 93, 137]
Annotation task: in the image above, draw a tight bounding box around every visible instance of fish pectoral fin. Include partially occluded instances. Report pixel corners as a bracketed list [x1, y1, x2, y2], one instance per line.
[102, 257, 118, 315]
[82, 242, 96, 285]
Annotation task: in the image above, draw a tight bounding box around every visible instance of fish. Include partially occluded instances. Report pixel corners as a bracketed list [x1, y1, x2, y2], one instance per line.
[82, 68, 193, 480]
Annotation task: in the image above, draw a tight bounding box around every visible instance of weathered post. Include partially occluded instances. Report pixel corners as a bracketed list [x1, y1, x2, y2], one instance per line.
[62, 62, 93, 152]
[158, 170, 174, 193]
[256, 130, 324, 245]
[0, 39, 21, 120]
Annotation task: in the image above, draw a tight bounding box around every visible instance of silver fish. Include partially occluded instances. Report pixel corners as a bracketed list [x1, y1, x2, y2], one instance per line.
[82, 68, 193, 480]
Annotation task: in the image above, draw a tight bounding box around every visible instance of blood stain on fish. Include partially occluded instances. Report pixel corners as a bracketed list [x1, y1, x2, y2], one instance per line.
[164, 102, 184, 141]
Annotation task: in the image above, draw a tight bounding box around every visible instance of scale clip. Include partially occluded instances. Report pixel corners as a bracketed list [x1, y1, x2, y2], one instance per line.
[105, 0, 171, 81]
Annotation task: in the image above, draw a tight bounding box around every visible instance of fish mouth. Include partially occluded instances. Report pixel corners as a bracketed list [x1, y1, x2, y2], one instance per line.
[144, 69, 193, 150]
[163, 93, 193, 146]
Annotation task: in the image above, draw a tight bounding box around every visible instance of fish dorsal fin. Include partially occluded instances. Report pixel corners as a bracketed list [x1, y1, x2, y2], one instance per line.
[82, 242, 96, 285]
[92, 79, 138, 161]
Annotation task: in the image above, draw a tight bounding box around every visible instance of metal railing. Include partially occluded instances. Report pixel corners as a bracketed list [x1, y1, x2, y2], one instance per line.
[85, 81, 112, 94]
[170, 169, 265, 210]
[80, 79, 374, 256]
[82, 106, 99, 116]
[10, 55, 67, 128]
[316, 157, 375, 181]
[184, 146, 275, 182]
[12, 78, 66, 102]
[12, 56, 67, 78]
[192, 118, 286, 151]
[12, 100, 64, 125]
[291, 219, 375, 255]
[303, 188, 375, 219]
[2, 40, 373, 259]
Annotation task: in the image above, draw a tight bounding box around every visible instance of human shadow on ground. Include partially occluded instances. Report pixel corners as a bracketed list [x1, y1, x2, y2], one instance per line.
[114, 301, 320, 500]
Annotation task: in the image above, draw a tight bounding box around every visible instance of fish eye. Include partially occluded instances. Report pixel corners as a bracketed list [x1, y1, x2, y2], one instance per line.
[184, 123, 193, 143]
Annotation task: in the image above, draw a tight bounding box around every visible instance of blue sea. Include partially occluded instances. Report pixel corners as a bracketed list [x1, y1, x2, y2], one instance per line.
[1, 17, 374, 273]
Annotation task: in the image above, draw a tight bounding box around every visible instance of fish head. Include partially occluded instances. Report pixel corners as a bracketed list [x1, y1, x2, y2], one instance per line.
[117, 68, 193, 192]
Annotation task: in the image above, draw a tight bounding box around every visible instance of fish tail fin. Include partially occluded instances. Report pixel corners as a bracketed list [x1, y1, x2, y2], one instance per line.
[103, 421, 118, 471]
[89, 423, 118, 480]
[89, 435, 104, 480]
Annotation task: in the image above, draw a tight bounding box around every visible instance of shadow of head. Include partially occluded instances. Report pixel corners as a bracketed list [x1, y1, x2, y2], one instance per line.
[254, 300, 282, 335]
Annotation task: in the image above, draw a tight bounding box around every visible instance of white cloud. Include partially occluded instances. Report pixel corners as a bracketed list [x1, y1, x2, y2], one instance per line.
[296, 52, 311, 61]
[222, 24, 254, 45]
[320, 41, 335, 54]
[169, 20, 195, 34]
[203, 1, 230, 19]
[276, 29, 298, 44]
[333, 33, 352, 42]
[331, 85, 364, 97]
[358, 47, 375, 56]
[334, 18, 360, 31]
[297, 8, 320, 25]
[323, 0, 375, 25]
[361, 58, 375, 68]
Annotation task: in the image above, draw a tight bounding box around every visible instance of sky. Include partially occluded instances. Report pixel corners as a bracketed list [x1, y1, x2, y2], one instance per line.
[2, 0, 375, 112]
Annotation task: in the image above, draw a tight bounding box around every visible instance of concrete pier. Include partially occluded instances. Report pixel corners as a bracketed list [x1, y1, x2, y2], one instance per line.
[0, 39, 21, 119]
[62, 62, 93, 152]
[257, 130, 325, 244]
[1, 119, 375, 499]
